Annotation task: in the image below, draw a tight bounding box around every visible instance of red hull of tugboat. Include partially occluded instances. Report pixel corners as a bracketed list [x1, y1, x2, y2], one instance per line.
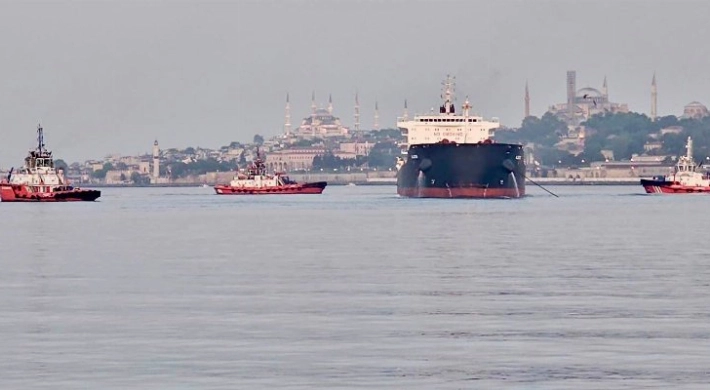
[0, 184, 101, 202]
[640, 179, 710, 194]
[214, 181, 327, 195]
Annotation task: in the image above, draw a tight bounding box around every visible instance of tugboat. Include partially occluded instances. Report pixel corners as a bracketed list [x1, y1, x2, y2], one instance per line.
[396, 75, 525, 198]
[640, 136, 710, 194]
[0, 124, 101, 202]
[213, 150, 327, 195]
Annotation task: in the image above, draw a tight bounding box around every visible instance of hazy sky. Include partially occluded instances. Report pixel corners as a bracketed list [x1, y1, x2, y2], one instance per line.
[1, 0, 709, 166]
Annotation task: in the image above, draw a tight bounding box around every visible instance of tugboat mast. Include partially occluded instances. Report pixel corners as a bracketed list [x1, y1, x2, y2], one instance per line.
[686, 136, 693, 160]
[36, 123, 48, 155]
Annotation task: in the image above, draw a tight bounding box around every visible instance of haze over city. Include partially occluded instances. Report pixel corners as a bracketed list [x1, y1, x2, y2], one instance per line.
[1, 0, 709, 167]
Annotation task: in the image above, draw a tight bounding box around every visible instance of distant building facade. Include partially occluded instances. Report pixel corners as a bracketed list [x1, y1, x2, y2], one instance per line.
[266, 147, 357, 172]
[339, 141, 374, 156]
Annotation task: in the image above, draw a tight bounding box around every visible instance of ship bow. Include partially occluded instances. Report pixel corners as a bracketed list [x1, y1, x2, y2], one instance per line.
[397, 143, 525, 199]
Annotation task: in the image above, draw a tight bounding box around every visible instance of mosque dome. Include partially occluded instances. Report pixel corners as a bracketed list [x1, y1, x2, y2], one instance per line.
[683, 101, 709, 119]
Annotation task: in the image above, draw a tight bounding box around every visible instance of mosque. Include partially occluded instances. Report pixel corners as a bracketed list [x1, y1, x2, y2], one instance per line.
[285, 92, 351, 138]
[546, 71, 630, 127]
[682, 101, 710, 119]
[282, 92, 383, 139]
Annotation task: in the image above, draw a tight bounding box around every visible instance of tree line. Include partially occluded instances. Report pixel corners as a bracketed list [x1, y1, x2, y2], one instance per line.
[495, 112, 710, 166]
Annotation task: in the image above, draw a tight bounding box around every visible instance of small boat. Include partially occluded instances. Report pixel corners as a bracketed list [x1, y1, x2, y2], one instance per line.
[0, 124, 101, 202]
[640, 136, 710, 194]
[213, 150, 326, 195]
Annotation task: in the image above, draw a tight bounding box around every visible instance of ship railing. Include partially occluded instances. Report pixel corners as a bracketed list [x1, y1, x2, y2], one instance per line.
[398, 113, 495, 122]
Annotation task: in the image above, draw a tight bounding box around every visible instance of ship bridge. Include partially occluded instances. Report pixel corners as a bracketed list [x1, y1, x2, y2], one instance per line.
[397, 76, 500, 152]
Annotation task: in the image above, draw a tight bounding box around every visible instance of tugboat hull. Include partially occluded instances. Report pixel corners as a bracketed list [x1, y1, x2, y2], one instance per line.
[640, 179, 710, 194]
[397, 142, 526, 199]
[214, 181, 327, 195]
[0, 184, 101, 202]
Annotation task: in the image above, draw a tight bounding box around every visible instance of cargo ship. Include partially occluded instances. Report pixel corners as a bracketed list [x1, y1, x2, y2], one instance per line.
[214, 150, 327, 195]
[396, 75, 525, 198]
[640, 136, 710, 194]
[0, 124, 101, 202]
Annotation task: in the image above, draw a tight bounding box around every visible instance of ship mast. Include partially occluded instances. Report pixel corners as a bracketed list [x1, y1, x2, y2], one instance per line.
[37, 123, 46, 154]
[440, 75, 456, 114]
[462, 96, 471, 117]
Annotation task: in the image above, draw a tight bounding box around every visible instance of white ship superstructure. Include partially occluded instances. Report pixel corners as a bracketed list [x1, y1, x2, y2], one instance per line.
[396, 75, 501, 154]
[9, 125, 65, 189]
[1, 124, 101, 202]
[640, 136, 710, 194]
[667, 137, 709, 187]
[214, 149, 327, 195]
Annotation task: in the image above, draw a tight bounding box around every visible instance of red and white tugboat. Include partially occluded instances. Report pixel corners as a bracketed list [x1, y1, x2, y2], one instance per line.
[0, 124, 101, 202]
[213, 150, 327, 195]
[640, 136, 710, 194]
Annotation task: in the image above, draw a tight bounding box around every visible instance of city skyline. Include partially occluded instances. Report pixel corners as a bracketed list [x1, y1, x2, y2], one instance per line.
[2, 0, 710, 166]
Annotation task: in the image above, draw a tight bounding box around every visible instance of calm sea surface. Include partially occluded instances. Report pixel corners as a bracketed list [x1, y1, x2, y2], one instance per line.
[1, 185, 709, 389]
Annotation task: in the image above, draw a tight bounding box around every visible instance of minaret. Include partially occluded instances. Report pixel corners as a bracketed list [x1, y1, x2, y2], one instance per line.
[311, 91, 317, 114]
[651, 73, 658, 121]
[402, 99, 409, 121]
[602, 76, 608, 100]
[354, 92, 360, 132]
[524, 81, 530, 118]
[284, 93, 291, 135]
[328, 94, 333, 114]
[566, 70, 576, 119]
[373, 101, 380, 130]
[152, 139, 160, 183]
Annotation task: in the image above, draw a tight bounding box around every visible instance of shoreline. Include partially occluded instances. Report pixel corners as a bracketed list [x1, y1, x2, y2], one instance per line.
[77, 179, 642, 188]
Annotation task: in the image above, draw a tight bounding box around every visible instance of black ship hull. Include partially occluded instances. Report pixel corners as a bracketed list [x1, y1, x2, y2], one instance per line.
[397, 142, 525, 198]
